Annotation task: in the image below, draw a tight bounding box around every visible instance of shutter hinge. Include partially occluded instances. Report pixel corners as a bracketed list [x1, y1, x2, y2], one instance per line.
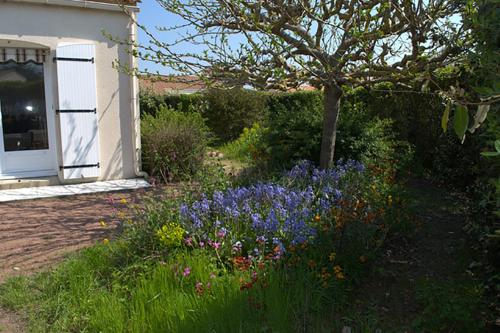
[56, 108, 97, 114]
[60, 163, 100, 171]
[53, 57, 94, 63]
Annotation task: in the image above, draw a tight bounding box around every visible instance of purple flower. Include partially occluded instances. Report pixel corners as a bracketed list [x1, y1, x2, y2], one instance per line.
[216, 227, 228, 238]
[183, 267, 191, 277]
[256, 235, 267, 244]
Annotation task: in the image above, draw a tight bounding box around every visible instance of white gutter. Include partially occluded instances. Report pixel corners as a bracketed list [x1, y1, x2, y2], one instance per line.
[5, 0, 140, 12]
[128, 10, 147, 179]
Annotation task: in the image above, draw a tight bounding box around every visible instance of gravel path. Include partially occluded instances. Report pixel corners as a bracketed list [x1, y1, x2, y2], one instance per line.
[0, 189, 147, 283]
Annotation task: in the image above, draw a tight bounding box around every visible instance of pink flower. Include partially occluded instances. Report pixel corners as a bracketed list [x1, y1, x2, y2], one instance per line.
[212, 242, 221, 250]
[183, 267, 191, 277]
[206, 282, 212, 290]
[195, 281, 203, 295]
[216, 227, 228, 238]
[184, 237, 193, 246]
[199, 241, 205, 248]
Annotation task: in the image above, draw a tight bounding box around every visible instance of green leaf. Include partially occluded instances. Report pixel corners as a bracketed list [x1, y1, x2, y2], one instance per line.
[481, 151, 500, 157]
[441, 102, 451, 133]
[453, 104, 469, 143]
[495, 139, 500, 153]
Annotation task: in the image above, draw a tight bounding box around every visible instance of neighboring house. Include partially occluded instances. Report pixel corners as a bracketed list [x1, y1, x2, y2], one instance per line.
[0, 0, 142, 184]
[140, 75, 316, 95]
[140, 75, 207, 95]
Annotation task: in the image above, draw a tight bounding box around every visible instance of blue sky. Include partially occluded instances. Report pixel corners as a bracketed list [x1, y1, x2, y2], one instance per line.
[137, 1, 173, 74]
[136, 1, 246, 75]
[137, 1, 202, 75]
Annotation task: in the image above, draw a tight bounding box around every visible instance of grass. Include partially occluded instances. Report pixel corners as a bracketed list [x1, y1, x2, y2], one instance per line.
[0, 168, 490, 332]
[0, 242, 356, 333]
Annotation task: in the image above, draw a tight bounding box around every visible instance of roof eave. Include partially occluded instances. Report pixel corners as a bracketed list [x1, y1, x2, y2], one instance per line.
[5, 0, 140, 12]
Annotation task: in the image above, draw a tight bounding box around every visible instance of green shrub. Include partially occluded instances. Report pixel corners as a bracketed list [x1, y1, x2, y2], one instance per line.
[140, 90, 207, 117]
[220, 123, 269, 163]
[141, 107, 210, 182]
[140, 88, 268, 143]
[204, 88, 268, 143]
[265, 91, 324, 168]
[263, 90, 412, 172]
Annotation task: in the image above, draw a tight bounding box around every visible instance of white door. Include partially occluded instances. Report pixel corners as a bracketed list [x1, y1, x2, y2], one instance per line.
[0, 49, 57, 178]
[55, 44, 100, 180]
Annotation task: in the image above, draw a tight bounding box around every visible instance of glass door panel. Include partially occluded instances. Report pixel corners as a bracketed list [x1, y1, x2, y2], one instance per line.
[0, 61, 48, 152]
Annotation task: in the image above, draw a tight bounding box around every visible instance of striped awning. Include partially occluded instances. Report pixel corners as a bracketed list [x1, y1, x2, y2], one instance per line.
[0, 48, 47, 64]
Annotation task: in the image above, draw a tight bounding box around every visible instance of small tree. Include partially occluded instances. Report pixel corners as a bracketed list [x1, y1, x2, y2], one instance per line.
[120, 0, 470, 168]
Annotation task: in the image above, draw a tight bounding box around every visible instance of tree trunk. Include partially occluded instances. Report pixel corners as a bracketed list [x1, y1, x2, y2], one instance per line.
[319, 84, 343, 169]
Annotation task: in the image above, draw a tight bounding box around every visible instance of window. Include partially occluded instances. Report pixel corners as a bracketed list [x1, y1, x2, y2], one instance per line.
[0, 61, 48, 151]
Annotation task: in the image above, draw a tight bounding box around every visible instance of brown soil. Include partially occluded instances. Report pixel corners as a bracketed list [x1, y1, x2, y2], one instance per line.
[349, 179, 472, 330]
[0, 308, 25, 333]
[0, 189, 151, 283]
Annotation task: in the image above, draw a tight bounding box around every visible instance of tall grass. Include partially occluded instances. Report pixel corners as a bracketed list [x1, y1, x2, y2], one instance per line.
[1, 245, 346, 333]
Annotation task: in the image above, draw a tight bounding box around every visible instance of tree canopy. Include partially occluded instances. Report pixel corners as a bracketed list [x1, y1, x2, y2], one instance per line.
[115, 0, 494, 167]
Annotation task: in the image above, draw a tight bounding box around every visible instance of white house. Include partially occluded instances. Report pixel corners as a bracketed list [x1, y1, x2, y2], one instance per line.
[0, 0, 142, 186]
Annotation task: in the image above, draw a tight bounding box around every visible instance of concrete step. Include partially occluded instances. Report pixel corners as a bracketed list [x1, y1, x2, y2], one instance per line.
[0, 177, 60, 190]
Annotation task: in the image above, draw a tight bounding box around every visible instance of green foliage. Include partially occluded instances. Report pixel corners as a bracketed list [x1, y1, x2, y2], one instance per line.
[140, 88, 268, 144]
[262, 90, 412, 172]
[204, 88, 268, 143]
[265, 91, 324, 168]
[464, 0, 500, 101]
[141, 107, 210, 182]
[0, 160, 412, 333]
[220, 123, 269, 163]
[454, 104, 470, 142]
[139, 90, 207, 117]
[413, 279, 484, 333]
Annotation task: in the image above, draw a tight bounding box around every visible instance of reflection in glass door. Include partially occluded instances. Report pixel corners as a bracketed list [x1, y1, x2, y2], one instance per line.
[0, 58, 55, 176]
[0, 61, 48, 151]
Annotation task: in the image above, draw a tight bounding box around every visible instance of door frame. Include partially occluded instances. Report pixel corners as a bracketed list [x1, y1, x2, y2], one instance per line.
[0, 54, 58, 179]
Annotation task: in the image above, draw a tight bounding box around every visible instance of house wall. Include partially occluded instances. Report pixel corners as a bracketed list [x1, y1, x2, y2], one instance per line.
[0, 1, 138, 181]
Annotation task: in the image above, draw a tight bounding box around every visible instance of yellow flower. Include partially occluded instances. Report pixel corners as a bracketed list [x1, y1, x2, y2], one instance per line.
[102, 238, 110, 245]
[99, 220, 107, 227]
[328, 252, 336, 262]
[387, 195, 393, 206]
[333, 265, 345, 279]
[157, 222, 185, 247]
[314, 214, 321, 222]
[120, 198, 128, 204]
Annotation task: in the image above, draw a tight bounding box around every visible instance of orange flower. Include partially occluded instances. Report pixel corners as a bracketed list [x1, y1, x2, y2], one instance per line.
[314, 214, 321, 222]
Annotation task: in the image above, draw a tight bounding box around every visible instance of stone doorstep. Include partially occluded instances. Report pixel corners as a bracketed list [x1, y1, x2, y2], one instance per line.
[0, 176, 60, 190]
[0, 178, 150, 203]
